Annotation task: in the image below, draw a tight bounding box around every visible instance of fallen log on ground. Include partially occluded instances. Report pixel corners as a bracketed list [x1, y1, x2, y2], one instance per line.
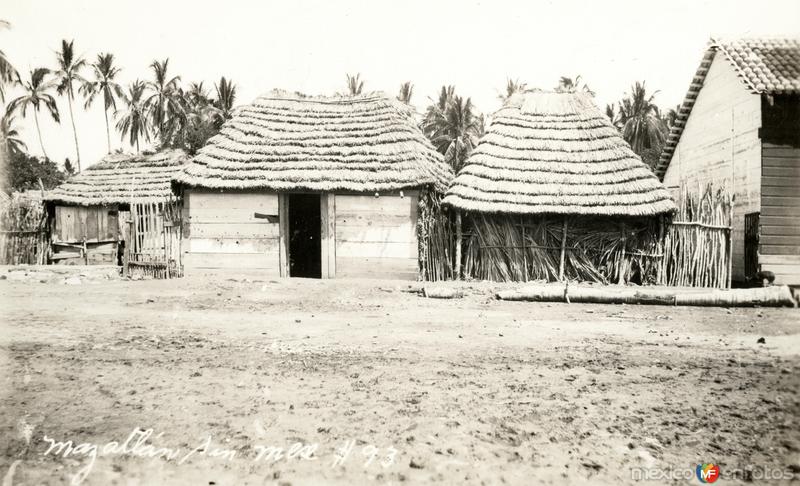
[423, 286, 464, 299]
[674, 286, 796, 307]
[496, 283, 797, 308]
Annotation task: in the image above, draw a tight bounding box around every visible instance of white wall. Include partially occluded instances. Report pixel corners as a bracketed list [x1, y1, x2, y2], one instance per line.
[662, 54, 762, 282]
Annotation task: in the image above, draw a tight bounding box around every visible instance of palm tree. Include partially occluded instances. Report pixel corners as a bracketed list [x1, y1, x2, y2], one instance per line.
[556, 75, 595, 96]
[187, 81, 211, 107]
[345, 73, 364, 95]
[663, 104, 680, 129]
[82, 53, 123, 154]
[54, 39, 87, 171]
[500, 78, 528, 101]
[0, 20, 18, 103]
[617, 81, 668, 162]
[213, 76, 236, 119]
[8, 68, 60, 160]
[423, 87, 483, 172]
[115, 80, 149, 152]
[397, 82, 414, 104]
[423, 85, 455, 129]
[0, 112, 27, 155]
[145, 58, 184, 145]
[605, 103, 622, 130]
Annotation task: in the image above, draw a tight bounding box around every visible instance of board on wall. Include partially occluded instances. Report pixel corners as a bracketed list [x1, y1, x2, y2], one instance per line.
[760, 143, 800, 285]
[334, 193, 419, 280]
[51, 205, 120, 265]
[182, 190, 281, 274]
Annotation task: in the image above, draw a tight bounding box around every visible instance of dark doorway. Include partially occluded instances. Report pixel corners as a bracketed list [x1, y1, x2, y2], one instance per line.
[744, 212, 759, 282]
[288, 194, 321, 278]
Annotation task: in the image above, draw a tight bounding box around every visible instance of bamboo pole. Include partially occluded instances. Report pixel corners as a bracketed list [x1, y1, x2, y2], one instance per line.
[558, 218, 568, 281]
[618, 222, 627, 284]
[520, 216, 528, 282]
[123, 219, 133, 278]
[454, 210, 462, 280]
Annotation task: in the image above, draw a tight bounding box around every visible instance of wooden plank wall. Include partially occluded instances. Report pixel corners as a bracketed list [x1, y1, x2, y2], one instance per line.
[52, 205, 119, 265]
[760, 143, 800, 285]
[334, 192, 419, 280]
[661, 54, 762, 282]
[182, 189, 281, 274]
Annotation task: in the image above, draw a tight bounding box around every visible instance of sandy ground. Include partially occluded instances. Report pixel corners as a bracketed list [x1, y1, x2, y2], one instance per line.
[1, 268, 799, 485]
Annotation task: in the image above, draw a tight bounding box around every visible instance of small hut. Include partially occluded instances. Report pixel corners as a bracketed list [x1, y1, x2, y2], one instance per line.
[443, 91, 676, 283]
[174, 90, 451, 279]
[44, 149, 189, 267]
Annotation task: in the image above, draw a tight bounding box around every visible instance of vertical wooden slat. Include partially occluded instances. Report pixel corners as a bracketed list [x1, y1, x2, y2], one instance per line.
[278, 194, 290, 277]
[558, 218, 568, 281]
[320, 192, 336, 279]
[454, 211, 462, 280]
[320, 194, 329, 279]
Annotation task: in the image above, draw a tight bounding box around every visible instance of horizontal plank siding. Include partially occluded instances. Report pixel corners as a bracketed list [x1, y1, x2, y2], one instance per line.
[760, 143, 800, 285]
[336, 257, 418, 280]
[183, 189, 280, 275]
[334, 193, 419, 280]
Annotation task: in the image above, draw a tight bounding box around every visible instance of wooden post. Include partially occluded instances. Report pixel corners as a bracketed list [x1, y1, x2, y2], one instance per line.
[558, 218, 568, 281]
[521, 216, 528, 282]
[454, 210, 462, 280]
[278, 194, 290, 278]
[656, 217, 665, 285]
[123, 219, 133, 277]
[728, 107, 735, 289]
[619, 222, 627, 285]
[320, 193, 336, 279]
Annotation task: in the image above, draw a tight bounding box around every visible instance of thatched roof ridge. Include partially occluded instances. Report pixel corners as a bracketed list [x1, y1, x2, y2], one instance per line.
[443, 91, 676, 217]
[45, 149, 189, 206]
[175, 90, 452, 193]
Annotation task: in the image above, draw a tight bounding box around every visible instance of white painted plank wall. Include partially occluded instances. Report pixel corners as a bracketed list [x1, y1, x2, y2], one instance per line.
[182, 189, 281, 274]
[334, 193, 419, 280]
[662, 54, 762, 282]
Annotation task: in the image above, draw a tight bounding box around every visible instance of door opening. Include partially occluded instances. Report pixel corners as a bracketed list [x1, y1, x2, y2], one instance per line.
[744, 212, 759, 283]
[288, 194, 321, 278]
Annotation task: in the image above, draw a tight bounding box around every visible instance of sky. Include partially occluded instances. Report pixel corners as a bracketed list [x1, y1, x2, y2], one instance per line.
[2, 0, 799, 169]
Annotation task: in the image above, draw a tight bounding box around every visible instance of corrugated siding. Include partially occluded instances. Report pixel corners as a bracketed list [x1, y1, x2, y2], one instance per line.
[334, 193, 419, 280]
[760, 143, 800, 285]
[662, 55, 762, 282]
[182, 189, 281, 274]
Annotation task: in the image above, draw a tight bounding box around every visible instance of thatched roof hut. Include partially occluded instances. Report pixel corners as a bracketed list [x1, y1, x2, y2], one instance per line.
[174, 90, 452, 280]
[46, 149, 189, 206]
[175, 90, 451, 193]
[44, 149, 189, 266]
[444, 91, 675, 283]
[444, 91, 675, 216]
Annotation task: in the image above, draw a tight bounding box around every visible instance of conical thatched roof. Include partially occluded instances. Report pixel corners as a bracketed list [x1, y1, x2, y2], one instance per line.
[175, 90, 452, 193]
[45, 149, 189, 206]
[443, 91, 675, 217]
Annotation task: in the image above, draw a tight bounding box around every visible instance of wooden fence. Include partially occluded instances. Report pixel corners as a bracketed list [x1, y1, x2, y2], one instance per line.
[659, 185, 732, 288]
[124, 199, 183, 278]
[0, 193, 48, 265]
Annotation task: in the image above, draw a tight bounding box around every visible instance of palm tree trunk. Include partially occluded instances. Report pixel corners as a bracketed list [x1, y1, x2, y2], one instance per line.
[135, 138, 139, 153]
[33, 110, 49, 160]
[104, 107, 111, 153]
[67, 92, 81, 171]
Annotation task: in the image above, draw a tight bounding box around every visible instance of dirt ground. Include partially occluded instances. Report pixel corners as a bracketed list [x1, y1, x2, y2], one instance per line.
[1, 267, 799, 485]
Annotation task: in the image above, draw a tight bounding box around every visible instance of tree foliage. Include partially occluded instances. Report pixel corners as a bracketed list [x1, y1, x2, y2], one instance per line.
[397, 81, 413, 104]
[345, 73, 364, 95]
[8, 150, 67, 191]
[422, 86, 484, 172]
